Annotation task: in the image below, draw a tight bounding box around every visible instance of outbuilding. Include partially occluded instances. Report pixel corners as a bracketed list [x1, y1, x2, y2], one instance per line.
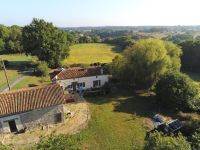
[0, 84, 65, 133]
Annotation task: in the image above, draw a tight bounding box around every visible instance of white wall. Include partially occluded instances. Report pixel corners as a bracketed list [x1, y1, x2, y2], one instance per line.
[57, 75, 109, 90]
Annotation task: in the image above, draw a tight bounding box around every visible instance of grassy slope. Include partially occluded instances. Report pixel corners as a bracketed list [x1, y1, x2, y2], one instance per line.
[12, 76, 51, 90]
[0, 54, 34, 88]
[0, 54, 50, 90]
[67, 91, 151, 150]
[0, 70, 19, 87]
[63, 43, 121, 65]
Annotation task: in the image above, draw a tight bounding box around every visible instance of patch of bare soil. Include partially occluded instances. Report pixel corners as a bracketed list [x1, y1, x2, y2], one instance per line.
[0, 96, 90, 149]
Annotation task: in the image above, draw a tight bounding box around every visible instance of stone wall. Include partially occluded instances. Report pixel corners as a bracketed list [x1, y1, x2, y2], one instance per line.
[20, 104, 64, 130]
[0, 104, 64, 133]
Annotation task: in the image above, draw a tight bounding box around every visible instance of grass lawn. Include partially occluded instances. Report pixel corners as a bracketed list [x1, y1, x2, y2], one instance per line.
[0, 54, 36, 88]
[12, 76, 51, 90]
[63, 43, 121, 65]
[0, 54, 35, 68]
[0, 70, 20, 88]
[65, 90, 157, 150]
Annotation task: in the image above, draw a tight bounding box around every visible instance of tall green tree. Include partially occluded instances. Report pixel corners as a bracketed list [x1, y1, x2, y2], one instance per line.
[156, 72, 200, 111]
[0, 38, 5, 51]
[111, 39, 182, 89]
[179, 40, 200, 72]
[0, 25, 10, 40]
[6, 25, 23, 53]
[22, 18, 69, 68]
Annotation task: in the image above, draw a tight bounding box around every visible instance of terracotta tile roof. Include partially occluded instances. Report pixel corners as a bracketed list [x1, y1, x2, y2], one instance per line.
[50, 67, 109, 80]
[0, 84, 65, 117]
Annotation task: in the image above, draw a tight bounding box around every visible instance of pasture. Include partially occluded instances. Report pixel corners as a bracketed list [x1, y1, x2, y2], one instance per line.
[63, 43, 121, 65]
[60, 90, 155, 150]
[0, 54, 46, 90]
[0, 54, 34, 89]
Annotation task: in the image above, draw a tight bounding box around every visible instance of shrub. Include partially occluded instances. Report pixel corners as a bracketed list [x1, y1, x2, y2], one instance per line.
[191, 128, 200, 150]
[144, 131, 191, 150]
[176, 112, 200, 136]
[102, 82, 111, 94]
[35, 61, 50, 77]
[3, 60, 9, 67]
[155, 72, 200, 111]
[37, 134, 82, 150]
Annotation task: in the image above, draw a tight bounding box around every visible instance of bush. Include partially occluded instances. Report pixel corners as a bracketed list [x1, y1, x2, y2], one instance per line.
[176, 112, 200, 136]
[155, 72, 200, 111]
[144, 131, 191, 150]
[37, 134, 82, 150]
[3, 60, 9, 67]
[102, 82, 111, 94]
[191, 128, 200, 150]
[35, 61, 50, 76]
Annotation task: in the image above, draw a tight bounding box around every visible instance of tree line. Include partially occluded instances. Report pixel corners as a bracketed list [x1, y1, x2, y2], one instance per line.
[0, 19, 103, 68]
[0, 25, 23, 53]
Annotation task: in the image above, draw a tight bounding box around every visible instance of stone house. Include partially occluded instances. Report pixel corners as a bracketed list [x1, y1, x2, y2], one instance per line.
[49, 66, 109, 92]
[0, 84, 65, 133]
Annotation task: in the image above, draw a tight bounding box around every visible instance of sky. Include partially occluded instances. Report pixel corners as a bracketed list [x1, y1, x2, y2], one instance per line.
[0, 0, 200, 27]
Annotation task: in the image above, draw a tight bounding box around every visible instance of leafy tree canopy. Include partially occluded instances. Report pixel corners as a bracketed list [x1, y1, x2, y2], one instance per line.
[156, 72, 200, 111]
[144, 131, 191, 150]
[22, 18, 69, 68]
[191, 128, 200, 150]
[0, 38, 5, 51]
[179, 40, 200, 72]
[111, 38, 182, 89]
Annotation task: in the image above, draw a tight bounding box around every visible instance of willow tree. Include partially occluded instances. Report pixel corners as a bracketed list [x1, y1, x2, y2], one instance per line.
[111, 38, 182, 89]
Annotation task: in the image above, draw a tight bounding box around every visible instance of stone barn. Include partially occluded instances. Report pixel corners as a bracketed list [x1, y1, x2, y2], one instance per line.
[0, 84, 65, 133]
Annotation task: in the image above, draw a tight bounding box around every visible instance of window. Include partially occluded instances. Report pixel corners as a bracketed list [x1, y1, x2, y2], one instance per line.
[54, 113, 62, 123]
[67, 85, 72, 89]
[93, 80, 101, 87]
[77, 82, 85, 87]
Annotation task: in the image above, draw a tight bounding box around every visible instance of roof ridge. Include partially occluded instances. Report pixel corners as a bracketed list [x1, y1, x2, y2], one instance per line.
[52, 69, 65, 80]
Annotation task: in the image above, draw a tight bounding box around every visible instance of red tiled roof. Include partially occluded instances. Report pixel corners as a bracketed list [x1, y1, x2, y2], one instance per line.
[0, 84, 65, 117]
[50, 67, 109, 80]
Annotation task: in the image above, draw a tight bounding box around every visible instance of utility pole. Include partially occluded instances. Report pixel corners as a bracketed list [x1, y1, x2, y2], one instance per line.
[1, 59, 11, 91]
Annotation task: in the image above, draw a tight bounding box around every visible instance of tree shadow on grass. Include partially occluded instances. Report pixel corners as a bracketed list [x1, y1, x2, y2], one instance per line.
[113, 94, 179, 118]
[5, 61, 32, 70]
[86, 88, 177, 118]
[111, 45, 124, 53]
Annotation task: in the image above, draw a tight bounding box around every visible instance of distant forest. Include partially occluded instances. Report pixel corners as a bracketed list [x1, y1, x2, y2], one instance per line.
[61, 25, 200, 32]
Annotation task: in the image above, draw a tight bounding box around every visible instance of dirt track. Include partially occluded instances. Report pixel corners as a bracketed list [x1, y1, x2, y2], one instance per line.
[0, 97, 90, 149]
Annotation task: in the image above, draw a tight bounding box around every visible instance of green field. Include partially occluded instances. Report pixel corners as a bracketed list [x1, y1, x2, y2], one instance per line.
[0, 70, 20, 88]
[0, 54, 34, 88]
[63, 43, 121, 65]
[0, 54, 46, 90]
[62, 90, 155, 150]
[0, 54, 35, 68]
[12, 76, 51, 90]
